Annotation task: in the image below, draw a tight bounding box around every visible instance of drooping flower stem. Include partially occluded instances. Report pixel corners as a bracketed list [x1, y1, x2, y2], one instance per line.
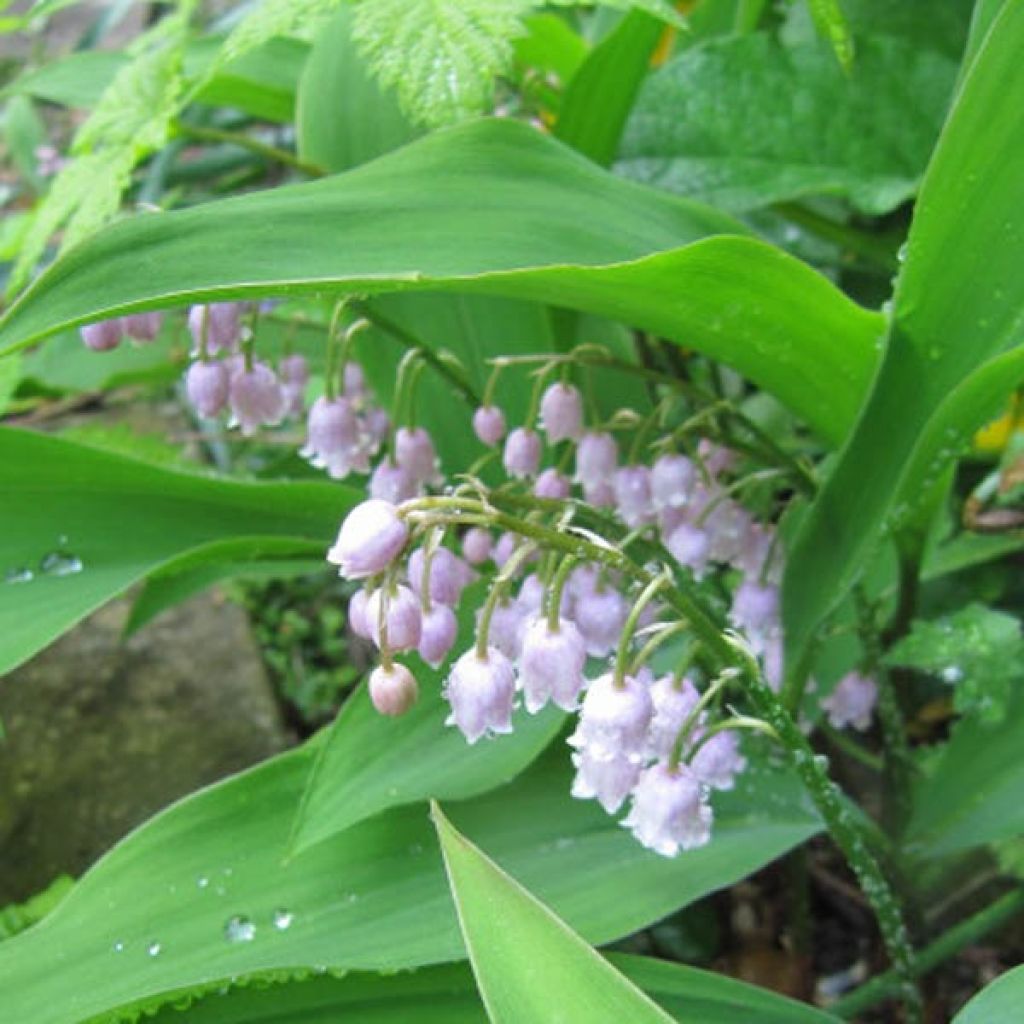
[323, 300, 347, 401]
[546, 554, 577, 632]
[684, 716, 779, 761]
[629, 620, 688, 675]
[612, 572, 668, 689]
[474, 540, 538, 660]
[668, 671, 733, 769]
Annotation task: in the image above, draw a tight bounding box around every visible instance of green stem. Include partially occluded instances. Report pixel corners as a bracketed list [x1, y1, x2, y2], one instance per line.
[668, 671, 732, 768]
[685, 716, 780, 760]
[821, 721, 884, 773]
[323, 300, 346, 401]
[546, 554, 577, 631]
[630, 621, 688, 675]
[774, 201, 900, 273]
[174, 121, 326, 178]
[351, 300, 481, 407]
[831, 888, 1024, 1019]
[613, 573, 668, 688]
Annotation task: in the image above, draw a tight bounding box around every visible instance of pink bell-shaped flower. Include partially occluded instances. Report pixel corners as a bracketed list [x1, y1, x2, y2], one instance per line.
[121, 311, 162, 343]
[570, 749, 640, 814]
[301, 396, 362, 479]
[575, 431, 618, 486]
[407, 546, 474, 608]
[821, 672, 878, 731]
[188, 302, 241, 354]
[478, 595, 529, 660]
[342, 361, 367, 398]
[229, 361, 285, 437]
[690, 730, 747, 791]
[348, 588, 373, 639]
[573, 585, 629, 658]
[395, 427, 439, 487]
[665, 522, 711, 580]
[461, 527, 493, 566]
[185, 360, 229, 419]
[369, 460, 418, 504]
[368, 662, 419, 716]
[517, 616, 587, 713]
[730, 579, 780, 640]
[366, 585, 423, 652]
[623, 762, 713, 856]
[569, 672, 653, 763]
[472, 404, 507, 446]
[539, 382, 583, 443]
[278, 353, 309, 418]
[651, 453, 696, 512]
[80, 319, 123, 352]
[327, 499, 409, 580]
[418, 603, 459, 669]
[443, 647, 516, 744]
[503, 427, 542, 479]
[614, 465, 655, 528]
[534, 468, 571, 500]
[646, 674, 702, 760]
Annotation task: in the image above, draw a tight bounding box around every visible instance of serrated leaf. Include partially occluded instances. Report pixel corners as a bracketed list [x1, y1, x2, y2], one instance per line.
[218, 0, 340, 66]
[885, 603, 1024, 723]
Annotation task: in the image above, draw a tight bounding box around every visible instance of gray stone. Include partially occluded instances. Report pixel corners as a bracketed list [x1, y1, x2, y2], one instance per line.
[0, 589, 290, 904]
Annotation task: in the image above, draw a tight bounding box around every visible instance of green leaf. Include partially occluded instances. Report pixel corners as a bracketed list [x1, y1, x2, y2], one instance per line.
[0, 351, 20, 415]
[952, 964, 1024, 1023]
[291, 585, 565, 854]
[0, 119, 882, 447]
[141, 955, 841, 1024]
[806, 0, 854, 71]
[296, 5, 420, 174]
[0, 428, 355, 674]
[906, 689, 1024, 858]
[618, 33, 957, 214]
[0, 743, 818, 1024]
[0, 875, 74, 942]
[783, 0, 1024, 663]
[432, 801, 677, 1023]
[555, 9, 664, 166]
[885, 603, 1024, 723]
[923, 531, 1024, 580]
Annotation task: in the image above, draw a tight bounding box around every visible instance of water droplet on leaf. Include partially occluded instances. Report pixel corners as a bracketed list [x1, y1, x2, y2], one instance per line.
[272, 909, 294, 931]
[224, 915, 256, 943]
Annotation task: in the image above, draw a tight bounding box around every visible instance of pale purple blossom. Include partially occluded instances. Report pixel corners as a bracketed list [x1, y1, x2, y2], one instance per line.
[395, 427, 440, 487]
[278, 353, 309, 419]
[80, 320, 123, 352]
[327, 499, 409, 580]
[539, 382, 583, 443]
[651, 453, 696, 511]
[574, 585, 629, 658]
[517, 616, 586, 713]
[691, 730, 747, 791]
[503, 427, 542, 479]
[418, 603, 458, 669]
[571, 750, 640, 814]
[348, 588, 373, 639]
[301, 397, 362, 479]
[472, 405, 507, 446]
[534, 468, 571, 500]
[462, 527, 493, 566]
[665, 522, 711, 579]
[730, 579, 780, 640]
[479, 596, 529, 660]
[229, 361, 286, 436]
[821, 672, 878, 731]
[575, 431, 618, 486]
[185, 360, 229, 419]
[366, 585, 423, 652]
[407, 546, 474, 607]
[614, 465, 655, 528]
[623, 762, 713, 856]
[569, 672, 653, 763]
[188, 302, 241, 354]
[443, 647, 516, 744]
[121, 312, 162, 343]
[369, 460, 418, 504]
[646, 674, 702, 760]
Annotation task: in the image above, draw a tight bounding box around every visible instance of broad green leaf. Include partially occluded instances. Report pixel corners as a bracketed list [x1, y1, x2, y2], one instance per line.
[0, 875, 74, 942]
[514, 13, 589, 86]
[0, 428, 355, 674]
[296, 6, 420, 173]
[0, 743, 818, 1024]
[952, 964, 1024, 1023]
[291, 585, 565, 853]
[0, 351, 20, 414]
[555, 9, 665, 166]
[959, 0, 1005, 72]
[618, 33, 957, 214]
[0, 119, 882, 447]
[906, 689, 1024, 858]
[433, 802, 676, 1023]
[885, 603, 1024, 723]
[923, 531, 1024, 580]
[783, 1, 1024, 662]
[142, 956, 841, 1024]
[806, 0, 854, 70]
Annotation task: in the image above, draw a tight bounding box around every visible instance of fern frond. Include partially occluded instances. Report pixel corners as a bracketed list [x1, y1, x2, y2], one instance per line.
[219, 0, 342, 66]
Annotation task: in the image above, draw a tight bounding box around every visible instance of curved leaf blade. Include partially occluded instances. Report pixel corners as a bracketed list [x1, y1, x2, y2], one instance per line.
[783, 0, 1024, 660]
[433, 801, 677, 1024]
[0, 428, 355, 674]
[0, 120, 881, 445]
[952, 964, 1024, 1024]
[0, 744, 819, 1024]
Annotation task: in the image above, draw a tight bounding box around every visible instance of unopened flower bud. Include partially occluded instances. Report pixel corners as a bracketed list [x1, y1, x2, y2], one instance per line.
[518, 616, 586, 713]
[229, 362, 286, 437]
[185, 360, 229, 418]
[503, 427, 542, 479]
[80, 320, 123, 352]
[327, 499, 409, 580]
[821, 672, 877, 731]
[472, 404, 507, 446]
[623, 762, 713, 856]
[443, 647, 516, 744]
[418, 603, 459, 669]
[366, 585, 423, 652]
[369, 662, 419, 716]
[539, 382, 583, 443]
